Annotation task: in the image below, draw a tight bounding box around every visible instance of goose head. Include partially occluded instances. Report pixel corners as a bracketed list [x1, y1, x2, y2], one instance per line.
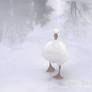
[54, 29, 60, 40]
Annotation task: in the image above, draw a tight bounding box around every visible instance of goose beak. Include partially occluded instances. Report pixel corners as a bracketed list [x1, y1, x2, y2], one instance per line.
[54, 33, 58, 40]
[54, 28, 60, 40]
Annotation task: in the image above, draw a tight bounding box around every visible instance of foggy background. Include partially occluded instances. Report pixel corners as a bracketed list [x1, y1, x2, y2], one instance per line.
[0, 0, 53, 44]
[0, 0, 92, 44]
[0, 0, 92, 92]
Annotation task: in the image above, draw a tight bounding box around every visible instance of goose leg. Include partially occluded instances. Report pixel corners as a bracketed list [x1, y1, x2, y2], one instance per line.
[46, 62, 55, 72]
[53, 65, 63, 79]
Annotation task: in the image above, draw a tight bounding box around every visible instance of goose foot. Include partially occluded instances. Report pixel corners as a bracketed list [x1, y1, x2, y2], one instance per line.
[53, 65, 63, 80]
[46, 63, 55, 72]
[53, 73, 63, 80]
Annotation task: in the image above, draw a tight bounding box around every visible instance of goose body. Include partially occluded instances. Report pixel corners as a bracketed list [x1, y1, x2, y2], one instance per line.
[43, 40, 68, 65]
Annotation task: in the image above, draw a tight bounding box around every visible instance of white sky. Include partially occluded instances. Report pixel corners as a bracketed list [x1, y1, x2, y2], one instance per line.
[48, 0, 66, 16]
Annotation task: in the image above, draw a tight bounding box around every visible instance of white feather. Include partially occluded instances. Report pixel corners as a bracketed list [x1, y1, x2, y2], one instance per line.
[43, 40, 68, 65]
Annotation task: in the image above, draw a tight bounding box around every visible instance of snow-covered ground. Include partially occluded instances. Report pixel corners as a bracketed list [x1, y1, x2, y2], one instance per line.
[0, 30, 92, 92]
[0, 0, 92, 92]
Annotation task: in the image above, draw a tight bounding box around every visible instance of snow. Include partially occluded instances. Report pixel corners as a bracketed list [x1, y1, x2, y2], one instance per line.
[0, 30, 92, 92]
[0, 0, 92, 92]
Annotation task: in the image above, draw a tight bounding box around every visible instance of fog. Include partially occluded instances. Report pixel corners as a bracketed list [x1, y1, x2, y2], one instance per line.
[0, 0, 92, 92]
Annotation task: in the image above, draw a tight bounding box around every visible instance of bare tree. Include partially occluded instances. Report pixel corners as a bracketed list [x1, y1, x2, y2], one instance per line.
[33, 0, 53, 26]
[0, 0, 53, 43]
[62, 0, 92, 37]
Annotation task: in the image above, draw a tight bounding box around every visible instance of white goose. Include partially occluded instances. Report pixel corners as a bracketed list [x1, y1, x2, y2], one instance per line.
[43, 29, 68, 79]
